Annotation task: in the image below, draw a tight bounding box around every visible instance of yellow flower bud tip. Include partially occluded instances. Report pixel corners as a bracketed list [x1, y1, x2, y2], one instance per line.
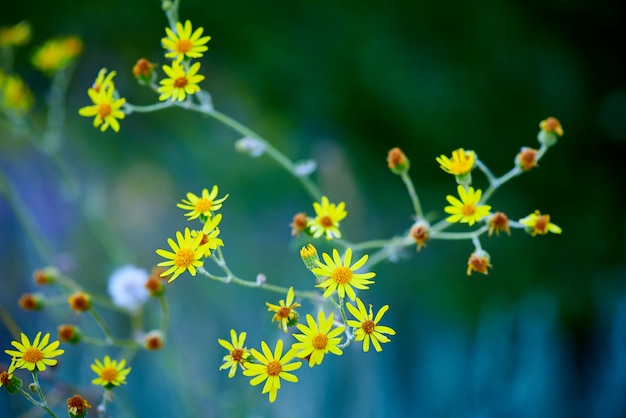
[539, 117, 564, 137]
[300, 243, 319, 271]
[467, 250, 492, 276]
[516, 147, 538, 171]
[387, 147, 410, 174]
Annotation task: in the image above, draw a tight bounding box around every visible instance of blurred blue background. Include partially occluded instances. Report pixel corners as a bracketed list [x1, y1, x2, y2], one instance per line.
[1, 0, 626, 416]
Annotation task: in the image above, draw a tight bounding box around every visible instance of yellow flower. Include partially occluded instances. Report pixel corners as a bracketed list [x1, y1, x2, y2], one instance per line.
[191, 213, 224, 257]
[4, 332, 64, 372]
[291, 311, 344, 367]
[176, 186, 229, 221]
[0, 21, 31, 47]
[242, 339, 301, 403]
[308, 196, 347, 240]
[444, 185, 491, 226]
[519, 210, 562, 236]
[266, 287, 301, 333]
[312, 248, 375, 300]
[346, 298, 396, 352]
[162, 20, 211, 61]
[218, 329, 250, 378]
[32, 36, 82, 74]
[158, 59, 204, 102]
[1, 74, 34, 115]
[78, 87, 126, 133]
[436, 148, 475, 175]
[156, 227, 209, 282]
[90, 356, 131, 388]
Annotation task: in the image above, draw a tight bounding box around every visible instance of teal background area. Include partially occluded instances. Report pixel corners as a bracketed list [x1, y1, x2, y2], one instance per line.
[1, 0, 626, 416]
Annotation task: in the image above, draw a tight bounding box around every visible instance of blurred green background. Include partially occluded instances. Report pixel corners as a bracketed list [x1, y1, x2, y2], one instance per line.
[2, 0, 626, 416]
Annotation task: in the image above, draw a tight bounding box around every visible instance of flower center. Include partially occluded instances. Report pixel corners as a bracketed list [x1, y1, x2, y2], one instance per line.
[331, 266, 352, 284]
[362, 320, 376, 335]
[175, 248, 195, 268]
[174, 76, 188, 88]
[0, 371, 11, 385]
[176, 39, 192, 54]
[100, 367, 119, 383]
[194, 198, 213, 213]
[266, 360, 282, 377]
[534, 216, 547, 233]
[320, 215, 333, 228]
[231, 348, 244, 362]
[312, 333, 328, 350]
[277, 306, 291, 319]
[98, 103, 112, 118]
[461, 203, 476, 217]
[22, 347, 44, 364]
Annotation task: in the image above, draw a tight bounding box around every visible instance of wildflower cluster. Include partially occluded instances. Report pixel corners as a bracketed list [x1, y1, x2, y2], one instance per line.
[426, 117, 564, 275]
[1, 0, 566, 414]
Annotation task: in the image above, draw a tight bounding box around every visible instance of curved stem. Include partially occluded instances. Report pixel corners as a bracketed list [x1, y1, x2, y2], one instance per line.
[432, 225, 489, 240]
[31, 372, 58, 418]
[400, 171, 423, 219]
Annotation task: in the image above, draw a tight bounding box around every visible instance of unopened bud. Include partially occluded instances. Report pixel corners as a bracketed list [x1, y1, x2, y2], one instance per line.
[387, 147, 410, 175]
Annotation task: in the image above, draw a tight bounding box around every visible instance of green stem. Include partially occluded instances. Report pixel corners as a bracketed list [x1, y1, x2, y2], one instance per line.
[400, 171, 423, 219]
[89, 308, 115, 345]
[158, 295, 169, 334]
[123, 101, 173, 114]
[205, 109, 322, 201]
[197, 266, 320, 302]
[432, 225, 489, 240]
[0, 169, 51, 260]
[31, 372, 58, 418]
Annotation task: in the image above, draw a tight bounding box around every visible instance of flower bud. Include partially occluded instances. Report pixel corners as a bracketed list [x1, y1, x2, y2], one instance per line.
[387, 147, 410, 175]
[0, 371, 22, 394]
[132, 58, 156, 85]
[538, 117, 563, 147]
[67, 394, 91, 418]
[144, 330, 164, 350]
[409, 220, 429, 251]
[68, 291, 91, 312]
[515, 147, 538, 171]
[18, 293, 45, 311]
[300, 243, 319, 271]
[58, 324, 82, 344]
[32, 266, 60, 285]
[467, 250, 492, 276]
[290, 212, 309, 237]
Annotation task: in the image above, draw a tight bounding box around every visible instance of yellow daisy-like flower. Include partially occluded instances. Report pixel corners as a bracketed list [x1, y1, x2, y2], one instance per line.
[242, 339, 301, 403]
[78, 87, 126, 133]
[1, 74, 34, 116]
[444, 185, 491, 226]
[31, 36, 83, 74]
[191, 213, 224, 257]
[162, 20, 211, 60]
[436, 148, 475, 176]
[0, 21, 32, 47]
[158, 60, 205, 102]
[218, 329, 250, 378]
[266, 287, 301, 333]
[90, 356, 131, 388]
[308, 196, 347, 240]
[156, 227, 209, 282]
[519, 210, 562, 236]
[176, 186, 229, 221]
[4, 332, 64, 372]
[346, 298, 396, 352]
[291, 311, 344, 367]
[312, 248, 375, 300]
